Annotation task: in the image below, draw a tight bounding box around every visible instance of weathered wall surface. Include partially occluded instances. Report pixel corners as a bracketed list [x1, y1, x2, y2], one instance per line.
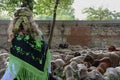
[0, 20, 120, 49]
[0, 21, 10, 50]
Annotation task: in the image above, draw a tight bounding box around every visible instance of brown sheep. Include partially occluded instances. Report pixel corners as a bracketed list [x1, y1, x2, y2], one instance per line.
[89, 51, 119, 67]
[96, 57, 111, 74]
[108, 45, 120, 52]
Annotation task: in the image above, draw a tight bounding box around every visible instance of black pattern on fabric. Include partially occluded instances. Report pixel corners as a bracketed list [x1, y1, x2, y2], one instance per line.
[10, 34, 48, 71]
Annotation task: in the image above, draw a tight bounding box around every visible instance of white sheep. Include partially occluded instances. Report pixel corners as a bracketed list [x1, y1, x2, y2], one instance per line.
[77, 63, 88, 80]
[115, 66, 120, 73]
[87, 69, 105, 80]
[69, 61, 78, 71]
[52, 54, 62, 60]
[104, 67, 120, 80]
[63, 65, 75, 80]
[65, 55, 74, 62]
[70, 55, 85, 64]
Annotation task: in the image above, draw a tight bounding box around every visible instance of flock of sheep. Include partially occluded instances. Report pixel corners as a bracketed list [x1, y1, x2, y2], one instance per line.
[0, 45, 120, 80]
[50, 45, 120, 80]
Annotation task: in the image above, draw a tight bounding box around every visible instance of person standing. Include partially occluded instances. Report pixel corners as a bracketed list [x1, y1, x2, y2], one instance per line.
[1, 7, 51, 80]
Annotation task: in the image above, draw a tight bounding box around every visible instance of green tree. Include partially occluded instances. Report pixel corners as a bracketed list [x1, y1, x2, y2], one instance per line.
[56, 8, 75, 20]
[0, 0, 74, 17]
[36, 8, 75, 20]
[82, 7, 112, 20]
[110, 11, 120, 20]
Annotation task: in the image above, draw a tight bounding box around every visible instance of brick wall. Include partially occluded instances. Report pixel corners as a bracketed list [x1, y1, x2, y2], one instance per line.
[0, 20, 120, 49]
[67, 26, 91, 46]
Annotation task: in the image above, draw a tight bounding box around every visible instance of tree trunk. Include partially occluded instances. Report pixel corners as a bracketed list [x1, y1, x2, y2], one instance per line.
[48, 0, 60, 48]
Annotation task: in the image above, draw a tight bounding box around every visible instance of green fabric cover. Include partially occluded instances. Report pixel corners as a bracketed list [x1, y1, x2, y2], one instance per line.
[8, 34, 51, 80]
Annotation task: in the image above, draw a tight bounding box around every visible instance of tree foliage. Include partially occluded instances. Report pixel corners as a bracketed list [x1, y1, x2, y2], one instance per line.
[56, 8, 75, 20]
[36, 8, 75, 20]
[82, 7, 120, 20]
[0, 0, 74, 18]
[110, 11, 120, 20]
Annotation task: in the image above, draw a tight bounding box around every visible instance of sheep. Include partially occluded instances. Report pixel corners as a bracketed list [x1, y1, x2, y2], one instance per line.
[99, 57, 111, 67]
[83, 54, 94, 68]
[115, 51, 120, 57]
[87, 69, 105, 80]
[108, 45, 120, 52]
[73, 51, 81, 57]
[54, 59, 65, 68]
[115, 66, 120, 73]
[0, 53, 9, 57]
[0, 49, 8, 54]
[97, 62, 109, 74]
[0, 53, 9, 63]
[64, 55, 74, 62]
[58, 43, 69, 49]
[95, 57, 111, 74]
[49, 46, 120, 80]
[77, 63, 88, 80]
[89, 51, 120, 67]
[69, 61, 78, 71]
[63, 65, 75, 80]
[87, 66, 97, 72]
[59, 54, 66, 61]
[108, 52, 120, 67]
[80, 50, 88, 55]
[0, 52, 9, 69]
[52, 54, 62, 60]
[51, 59, 65, 76]
[70, 55, 85, 64]
[104, 67, 120, 80]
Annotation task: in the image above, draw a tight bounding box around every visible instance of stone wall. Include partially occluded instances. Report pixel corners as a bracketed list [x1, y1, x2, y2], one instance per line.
[0, 20, 10, 50]
[0, 20, 120, 49]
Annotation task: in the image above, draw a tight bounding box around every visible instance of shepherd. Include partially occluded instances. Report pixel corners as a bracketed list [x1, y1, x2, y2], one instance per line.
[1, 7, 51, 80]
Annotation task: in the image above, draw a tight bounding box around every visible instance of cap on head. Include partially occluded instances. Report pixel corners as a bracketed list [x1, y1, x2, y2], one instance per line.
[13, 7, 32, 33]
[14, 7, 32, 17]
